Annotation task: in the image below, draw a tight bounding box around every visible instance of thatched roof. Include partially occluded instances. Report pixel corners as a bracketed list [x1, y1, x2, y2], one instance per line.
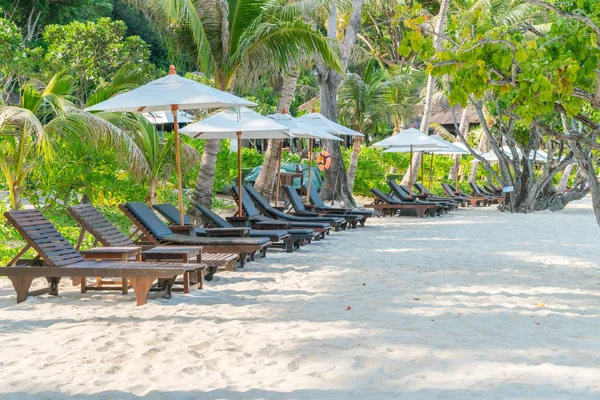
[429, 101, 479, 125]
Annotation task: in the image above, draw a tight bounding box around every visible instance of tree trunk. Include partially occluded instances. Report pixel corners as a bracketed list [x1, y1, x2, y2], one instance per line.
[317, 0, 363, 207]
[11, 183, 21, 211]
[448, 105, 471, 181]
[557, 164, 573, 194]
[468, 129, 488, 182]
[254, 71, 299, 200]
[189, 139, 220, 213]
[145, 179, 158, 205]
[401, 0, 450, 187]
[347, 137, 362, 194]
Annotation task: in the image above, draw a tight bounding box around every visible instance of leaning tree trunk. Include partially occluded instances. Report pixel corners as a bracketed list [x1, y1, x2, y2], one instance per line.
[317, 0, 363, 207]
[468, 129, 488, 182]
[401, 0, 450, 186]
[557, 164, 574, 194]
[347, 137, 363, 194]
[254, 70, 299, 200]
[448, 105, 471, 181]
[189, 139, 220, 213]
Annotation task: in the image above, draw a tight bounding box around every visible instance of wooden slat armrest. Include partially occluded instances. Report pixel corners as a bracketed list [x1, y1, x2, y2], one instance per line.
[226, 216, 251, 227]
[253, 221, 292, 230]
[205, 227, 249, 237]
[168, 225, 197, 236]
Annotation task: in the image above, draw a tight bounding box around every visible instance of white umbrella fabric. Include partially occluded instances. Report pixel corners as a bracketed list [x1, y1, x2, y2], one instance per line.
[373, 128, 445, 195]
[296, 113, 364, 137]
[86, 66, 255, 225]
[266, 113, 342, 206]
[143, 111, 194, 125]
[181, 107, 294, 216]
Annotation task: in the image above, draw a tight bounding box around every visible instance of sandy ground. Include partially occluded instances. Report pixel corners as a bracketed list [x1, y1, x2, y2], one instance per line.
[1, 198, 599, 399]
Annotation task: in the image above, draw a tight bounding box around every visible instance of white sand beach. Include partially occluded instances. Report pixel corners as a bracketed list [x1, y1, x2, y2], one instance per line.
[1, 198, 599, 399]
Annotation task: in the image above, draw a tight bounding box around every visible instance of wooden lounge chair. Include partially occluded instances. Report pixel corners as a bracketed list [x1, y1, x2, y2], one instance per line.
[470, 182, 504, 204]
[387, 180, 451, 214]
[119, 202, 271, 268]
[192, 204, 318, 253]
[441, 183, 488, 207]
[302, 184, 378, 226]
[413, 183, 460, 206]
[366, 189, 438, 218]
[68, 203, 229, 282]
[232, 185, 331, 239]
[469, 182, 503, 205]
[284, 185, 360, 229]
[243, 184, 347, 231]
[153, 203, 304, 253]
[0, 209, 204, 306]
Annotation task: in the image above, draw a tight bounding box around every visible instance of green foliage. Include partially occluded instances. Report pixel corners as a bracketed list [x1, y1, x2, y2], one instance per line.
[0, 17, 23, 88]
[43, 18, 155, 105]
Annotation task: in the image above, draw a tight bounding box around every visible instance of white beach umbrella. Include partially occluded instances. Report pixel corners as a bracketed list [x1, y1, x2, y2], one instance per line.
[373, 128, 445, 195]
[296, 112, 364, 137]
[86, 66, 256, 225]
[267, 113, 342, 206]
[385, 136, 469, 192]
[181, 107, 294, 216]
[143, 111, 194, 125]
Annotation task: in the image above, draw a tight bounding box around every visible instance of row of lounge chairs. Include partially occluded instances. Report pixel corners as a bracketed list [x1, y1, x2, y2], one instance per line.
[0, 184, 378, 306]
[365, 180, 504, 216]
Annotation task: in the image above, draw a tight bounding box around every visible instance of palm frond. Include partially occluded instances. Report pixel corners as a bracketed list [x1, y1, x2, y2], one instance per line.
[87, 64, 149, 107]
[46, 110, 151, 178]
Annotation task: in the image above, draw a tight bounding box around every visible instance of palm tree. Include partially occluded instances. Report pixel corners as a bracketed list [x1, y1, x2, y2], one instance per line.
[139, 0, 342, 212]
[338, 61, 423, 193]
[0, 73, 140, 210]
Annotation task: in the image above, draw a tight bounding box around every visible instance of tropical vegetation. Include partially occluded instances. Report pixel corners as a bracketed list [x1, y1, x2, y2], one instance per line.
[1, 0, 600, 265]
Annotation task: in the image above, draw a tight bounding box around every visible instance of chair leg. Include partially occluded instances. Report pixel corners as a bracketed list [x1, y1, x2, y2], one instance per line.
[8, 276, 35, 303]
[129, 277, 155, 306]
[285, 239, 294, 253]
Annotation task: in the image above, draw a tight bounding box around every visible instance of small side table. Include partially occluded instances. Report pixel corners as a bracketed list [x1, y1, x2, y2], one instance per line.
[141, 246, 204, 293]
[79, 247, 142, 294]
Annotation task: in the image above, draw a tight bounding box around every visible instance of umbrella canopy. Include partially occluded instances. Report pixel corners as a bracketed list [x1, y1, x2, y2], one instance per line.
[181, 108, 293, 139]
[454, 142, 483, 156]
[372, 128, 444, 149]
[266, 113, 343, 141]
[86, 71, 256, 112]
[180, 107, 294, 216]
[143, 111, 194, 124]
[383, 135, 467, 154]
[86, 66, 256, 226]
[266, 113, 343, 206]
[296, 113, 364, 137]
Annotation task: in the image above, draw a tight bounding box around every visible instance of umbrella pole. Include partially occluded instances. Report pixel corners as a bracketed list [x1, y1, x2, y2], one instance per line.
[172, 104, 185, 226]
[274, 141, 283, 207]
[409, 146, 413, 197]
[455, 155, 459, 194]
[429, 153, 434, 191]
[420, 152, 425, 190]
[236, 131, 243, 217]
[305, 138, 313, 206]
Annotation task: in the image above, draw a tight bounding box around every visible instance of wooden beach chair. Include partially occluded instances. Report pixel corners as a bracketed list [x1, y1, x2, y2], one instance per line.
[192, 204, 317, 253]
[387, 180, 451, 214]
[441, 183, 487, 207]
[470, 182, 504, 205]
[284, 185, 360, 229]
[68, 203, 227, 283]
[119, 202, 271, 268]
[232, 186, 331, 239]
[365, 189, 438, 218]
[302, 184, 378, 226]
[0, 209, 204, 306]
[244, 184, 347, 232]
[413, 183, 460, 207]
